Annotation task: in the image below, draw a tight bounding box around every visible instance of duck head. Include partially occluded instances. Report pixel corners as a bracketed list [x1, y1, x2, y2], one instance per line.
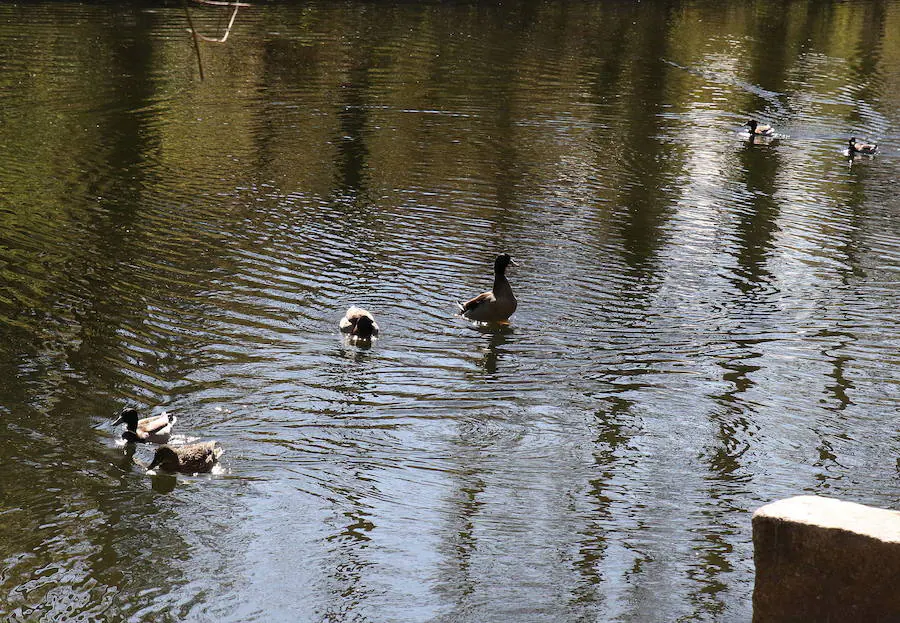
[746, 119, 758, 132]
[494, 253, 517, 274]
[113, 407, 140, 430]
[147, 446, 180, 472]
[351, 314, 377, 339]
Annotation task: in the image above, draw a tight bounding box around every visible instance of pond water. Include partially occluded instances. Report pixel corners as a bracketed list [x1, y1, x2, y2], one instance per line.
[1, 1, 899, 620]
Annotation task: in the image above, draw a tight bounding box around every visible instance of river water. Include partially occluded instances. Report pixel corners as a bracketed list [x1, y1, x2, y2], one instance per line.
[1, 1, 899, 621]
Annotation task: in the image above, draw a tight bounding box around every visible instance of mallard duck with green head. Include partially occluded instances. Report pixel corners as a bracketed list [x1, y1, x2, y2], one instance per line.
[113, 407, 176, 444]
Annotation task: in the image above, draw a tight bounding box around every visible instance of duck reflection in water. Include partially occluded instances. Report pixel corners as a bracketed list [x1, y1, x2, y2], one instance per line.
[150, 472, 177, 494]
[473, 323, 514, 375]
[117, 442, 138, 472]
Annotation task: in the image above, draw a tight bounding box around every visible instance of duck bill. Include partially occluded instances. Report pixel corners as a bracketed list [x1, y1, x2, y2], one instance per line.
[112, 415, 124, 426]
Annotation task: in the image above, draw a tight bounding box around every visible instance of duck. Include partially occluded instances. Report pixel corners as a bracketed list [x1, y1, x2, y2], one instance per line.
[457, 253, 518, 322]
[848, 137, 877, 156]
[339, 306, 379, 340]
[113, 407, 176, 444]
[746, 119, 775, 136]
[147, 441, 222, 474]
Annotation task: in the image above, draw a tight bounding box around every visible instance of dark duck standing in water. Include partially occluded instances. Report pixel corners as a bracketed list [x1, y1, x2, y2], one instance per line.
[848, 137, 877, 157]
[147, 442, 222, 474]
[458, 253, 518, 323]
[746, 119, 775, 137]
[113, 407, 176, 444]
[340, 306, 379, 340]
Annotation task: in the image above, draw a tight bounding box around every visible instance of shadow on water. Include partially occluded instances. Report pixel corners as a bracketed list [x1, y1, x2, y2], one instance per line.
[687, 53, 788, 614]
[474, 6, 534, 253]
[607, 24, 681, 280]
[847, 0, 887, 114]
[570, 396, 641, 609]
[433, 466, 487, 617]
[151, 472, 179, 494]
[745, 0, 792, 115]
[805, 145, 874, 492]
[731, 139, 782, 295]
[0, 7, 203, 618]
[319, 483, 377, 622]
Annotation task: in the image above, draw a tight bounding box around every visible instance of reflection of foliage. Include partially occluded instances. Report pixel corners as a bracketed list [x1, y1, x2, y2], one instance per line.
[182, 0, 250, 80]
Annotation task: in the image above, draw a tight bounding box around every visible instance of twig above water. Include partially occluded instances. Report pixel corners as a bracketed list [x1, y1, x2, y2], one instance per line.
[193, 0, 251, 6]
[181, 0, 205, 81]
[182, 0, 249, 80]
[194, 2, 241, 43]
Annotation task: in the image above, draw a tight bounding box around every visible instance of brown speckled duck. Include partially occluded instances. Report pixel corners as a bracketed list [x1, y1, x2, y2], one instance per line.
[457, 253, 518, 323]
[848, 137, 877, 156]
[746, 119, 775, 136]
[339, 306, 379, 340]
[113, 407, 176, 444]
[147, 442, 222, 474]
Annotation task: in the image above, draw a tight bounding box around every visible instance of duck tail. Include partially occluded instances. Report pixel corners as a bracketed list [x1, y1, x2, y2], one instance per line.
[456, 301, 465, 313]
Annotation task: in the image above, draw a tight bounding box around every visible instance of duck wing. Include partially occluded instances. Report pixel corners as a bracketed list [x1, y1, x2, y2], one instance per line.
[139, 414, 174, 435]
[345, 307, 367, 320]
[339, 315, 356, 332]
[458, 291, 495, 315]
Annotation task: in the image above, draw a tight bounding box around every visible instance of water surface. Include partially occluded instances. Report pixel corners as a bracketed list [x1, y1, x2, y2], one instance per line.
[1, 1, 899, 621]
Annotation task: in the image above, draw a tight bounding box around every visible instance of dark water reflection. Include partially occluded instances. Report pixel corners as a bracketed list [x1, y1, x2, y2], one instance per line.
[1, 1, 899, 621]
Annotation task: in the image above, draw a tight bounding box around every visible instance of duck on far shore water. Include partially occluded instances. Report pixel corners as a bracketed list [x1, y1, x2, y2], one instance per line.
[113, 407, 176, 444]
[340, 306, 379, 340]
[848, 137, 877, 157]
[458, 253, 518, 323]
[746, 119, 775, 137]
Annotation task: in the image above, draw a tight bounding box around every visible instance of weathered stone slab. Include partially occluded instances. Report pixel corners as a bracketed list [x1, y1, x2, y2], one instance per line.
[753, 495, 900, 623]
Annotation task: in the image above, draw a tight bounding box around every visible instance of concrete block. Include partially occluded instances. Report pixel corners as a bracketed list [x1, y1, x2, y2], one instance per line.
[752, 495, 900, 623]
